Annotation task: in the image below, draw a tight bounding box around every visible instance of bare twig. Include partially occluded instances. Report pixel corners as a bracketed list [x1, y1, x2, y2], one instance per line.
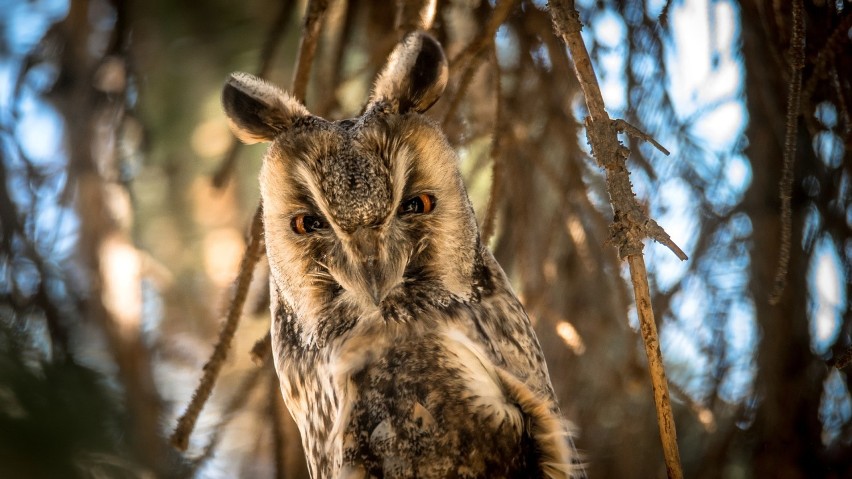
[449, 0, 517, 71]
[548, 1, 684, 477]
[172, 0, 330, 452]
[441, 50, 487, 127]
[831, 67, 851, 138]
[613, 119, 671, 156]
[291, 0, 331, 102]
[800, 12, 852, 110]
[171, 207, 265, 451]
[211, 141, 242, 189]
[212, 0, 296, 189]
[481, 48, 503, 244]
[830, 346, 852, 370]
[659, 0, 673, 28]
[769, 0, 805, 305]
[190, 357, 270, 471]
[442, 0, 516, 127]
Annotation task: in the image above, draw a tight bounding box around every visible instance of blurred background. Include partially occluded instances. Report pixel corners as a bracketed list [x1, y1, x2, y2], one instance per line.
[0, 0, 850, 477]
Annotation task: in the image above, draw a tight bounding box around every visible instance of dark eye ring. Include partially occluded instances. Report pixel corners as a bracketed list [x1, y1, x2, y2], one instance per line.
[398, 194, 436, 216]
[291, 214, 327, 234]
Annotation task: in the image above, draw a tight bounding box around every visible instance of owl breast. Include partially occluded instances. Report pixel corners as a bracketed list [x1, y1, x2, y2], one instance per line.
[271, 253, 576, 479]
[340, 327, 534, 479]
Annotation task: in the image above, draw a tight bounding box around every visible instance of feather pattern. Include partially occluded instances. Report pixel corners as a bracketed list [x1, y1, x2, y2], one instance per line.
[223, 31, 585, 479]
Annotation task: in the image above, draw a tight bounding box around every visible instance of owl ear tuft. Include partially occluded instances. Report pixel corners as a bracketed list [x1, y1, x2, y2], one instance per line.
[222, 72, 310, 144]
[368, 31, 448, 114]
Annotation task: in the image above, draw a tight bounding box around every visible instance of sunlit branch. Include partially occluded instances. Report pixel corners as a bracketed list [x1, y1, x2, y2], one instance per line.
[548, 1, 684, 477]
[480, 47, 503, 245]
[212, 0, 296, 189]
[189, 356, 269, 471]
[442, 0, 516, 126]
[170, 207, 265, 451]
[171, 0, 331, 452]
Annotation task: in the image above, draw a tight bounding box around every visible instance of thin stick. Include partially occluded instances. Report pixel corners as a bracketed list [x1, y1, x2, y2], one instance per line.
[442, 0, 516, 126]
[291, 0, 330, 102]
[251, 330, 272, 365]
[190, 357, 269, 470]
[448, 0, 517, 71]
[171, 0, 331, 452]
[212, 0, 295, 189]
[769, 0, 805, 304]
[629, 256, 682, 477]
[830, 345, 852, 370]
[171, 206, 265, 451]
[480, 48, 503, 244]
[548, 1, 684, 477]
[441, 50, 486, 127]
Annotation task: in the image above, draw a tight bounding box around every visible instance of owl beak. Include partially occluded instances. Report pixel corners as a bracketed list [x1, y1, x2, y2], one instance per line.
[350, 227, 394, 306]
[359, 256, 395, 306]
[364, 263, 384, 306]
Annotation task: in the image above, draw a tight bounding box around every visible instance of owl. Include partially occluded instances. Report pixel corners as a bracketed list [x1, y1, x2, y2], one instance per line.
[222, 32, 585, 478]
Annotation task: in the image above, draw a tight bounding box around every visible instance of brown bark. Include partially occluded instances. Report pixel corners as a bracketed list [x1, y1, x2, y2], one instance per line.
[548, 1, 684, 477]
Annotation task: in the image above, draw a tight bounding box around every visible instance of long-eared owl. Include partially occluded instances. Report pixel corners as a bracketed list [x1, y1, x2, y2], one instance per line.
[222, 31, 585, 478]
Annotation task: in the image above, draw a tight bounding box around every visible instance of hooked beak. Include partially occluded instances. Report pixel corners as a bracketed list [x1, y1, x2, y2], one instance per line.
[362, 258, 384, 306]
[350, 227, 396, 306]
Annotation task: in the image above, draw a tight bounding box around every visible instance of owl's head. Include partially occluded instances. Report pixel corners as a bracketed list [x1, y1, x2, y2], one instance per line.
[222, 33, 481, 343]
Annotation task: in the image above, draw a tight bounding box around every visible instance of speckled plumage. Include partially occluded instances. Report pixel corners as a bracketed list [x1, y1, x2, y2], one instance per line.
[223, 32, 585, 479]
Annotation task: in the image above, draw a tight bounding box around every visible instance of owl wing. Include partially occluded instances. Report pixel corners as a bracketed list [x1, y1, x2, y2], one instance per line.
[331, 320, 578, 479]
[461, 248, 588, 478]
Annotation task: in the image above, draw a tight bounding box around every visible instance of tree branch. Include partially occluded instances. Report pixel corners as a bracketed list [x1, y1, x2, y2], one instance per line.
[548, 1, 684, 477]
[830, 345, 852, 370]
[212, 0, 296, 189]
[170, 207, 265, 451]
[480, 47, 503, 244]
[291, 0, 330, 102]
[441, 0, 516, 127]
[769, 0, 805, 304]
[171, 0, 330, 452]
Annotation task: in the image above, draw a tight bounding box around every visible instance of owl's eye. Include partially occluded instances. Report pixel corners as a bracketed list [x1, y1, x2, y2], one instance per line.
[291, 214, 327, 234]
[398, 194, 435, 216]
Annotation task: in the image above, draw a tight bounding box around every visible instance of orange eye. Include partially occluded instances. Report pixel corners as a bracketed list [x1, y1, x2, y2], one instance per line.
[398, 194, 435, 216]
[291, 214, 327, 234]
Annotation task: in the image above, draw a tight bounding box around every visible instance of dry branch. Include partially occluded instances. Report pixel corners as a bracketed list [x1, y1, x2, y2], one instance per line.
[830, 345, 852, 370]
[480, 47, 503, 244]
[251, 330, 273, 365]
[291, 0, 330, 102]
[768, 0, 805, 304]
[449, 0, 517, 71]
[548, 1, 684, 477]
[171, 0, 331, 452]
[213, 0, 296, 188]
[800, 11, 852, 113]
[190, 356, 270, 471]
[170, 207, 265, 451]
[442, 0, 516, 126]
